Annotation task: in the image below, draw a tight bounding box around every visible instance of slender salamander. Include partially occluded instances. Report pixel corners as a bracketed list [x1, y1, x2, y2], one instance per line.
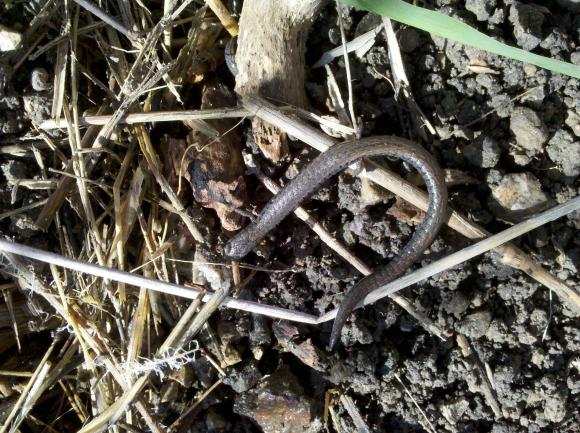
[224, 136, 448, 349]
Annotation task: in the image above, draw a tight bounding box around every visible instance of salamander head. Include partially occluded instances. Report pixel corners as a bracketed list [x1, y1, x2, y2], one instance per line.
[224, 231, 255, 261]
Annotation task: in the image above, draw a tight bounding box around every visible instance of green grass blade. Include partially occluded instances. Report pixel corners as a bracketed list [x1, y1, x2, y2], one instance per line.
[341, 0, 580, 79]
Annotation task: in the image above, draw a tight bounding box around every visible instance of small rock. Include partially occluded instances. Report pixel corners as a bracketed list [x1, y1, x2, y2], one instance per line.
[543, 387, 568, 422]
[273, 322, 328, 372]
[565, 110, 580, 137]
[9, 214, 40, 239]
[456, 310, 492, 339]
[465, 0, 496, 21]
[339, 317, 374, 347]
[167, 364, 194, 387]
[489, 172, 549, 221]
[223, 359, 262, 393]
[30, 68, 51, 92]
[233, 365, 317, 433]
[442, 292, 470, 316]
[464, 136, 501, 168]
[217, 321, 242, 367]
[546, 130, 580, 177]
[508, 2, 545, 51]
[0, 25, 22, 52]
[191, 246, 232, 292]
[571, 51, 580, 66]
[509, 107, 549, 155]
[22, 94, 52, 125]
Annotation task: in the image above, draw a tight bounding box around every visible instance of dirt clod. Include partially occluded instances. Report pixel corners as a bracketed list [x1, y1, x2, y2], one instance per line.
[489, 172, 549, 221]
[233, 365, 318, 433]
[546, 130, 580, 177]
[455, 310, 492, 339]
[509, 106, 549, 157]
[508, 2, 545, 50]
[0, 24, 21, 51]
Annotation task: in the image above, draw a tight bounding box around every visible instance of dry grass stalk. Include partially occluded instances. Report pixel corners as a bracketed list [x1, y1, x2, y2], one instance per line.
[77, 288, 227, 433]
[394, 373, 437, 433]
[39, 107, 250, 129]
[0, 334, 61, 433]
[382, 17, 436, 139]
[457, 335, 503, 418]
[1, 289, 20, 350]
[339, 394, 370, 433]
[168, 377, 225, 433]
[206, 0, 239, 36]
[135, 124, 204, 242]
[4, 254, 165, 433]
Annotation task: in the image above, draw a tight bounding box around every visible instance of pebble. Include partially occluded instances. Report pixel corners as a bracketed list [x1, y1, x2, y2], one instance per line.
[543, 387, 568, 422]
[217, 321, 242, 367]
[442, 292, 470, 316]
[233, 365, 316, 433]
[565, 111, 580, 137]
[30, 68, 51, 92]
[465, 0, 497, 21]
[9, 214, 39, 238]
[489, 172, 549, 220]
[464, 136, 501, 168]
[0, 25, 22, 52]
[546, 130, 580, 177]
[508, 2, 545, 51]
[223, 359, 262, 393]
[456, 310, 492, 339]
[509, 106, 549, 155]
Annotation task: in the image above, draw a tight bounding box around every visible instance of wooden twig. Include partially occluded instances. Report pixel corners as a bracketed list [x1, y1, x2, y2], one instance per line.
[235, 0, 325, 161]
[243, 95, 580, 314]
[457, 334, 503, 418]
[72, 0, 137, 41]
[339, 394, 370, 433]
[39, 107, 355, 134]
[206, 0, 239, 36]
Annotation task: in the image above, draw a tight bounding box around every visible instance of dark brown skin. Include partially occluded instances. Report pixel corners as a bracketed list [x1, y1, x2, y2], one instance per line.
[225, 136, 448, 349]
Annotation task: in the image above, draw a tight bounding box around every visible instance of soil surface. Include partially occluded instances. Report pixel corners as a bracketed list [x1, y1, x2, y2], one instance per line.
[0, 1, 579, 433]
